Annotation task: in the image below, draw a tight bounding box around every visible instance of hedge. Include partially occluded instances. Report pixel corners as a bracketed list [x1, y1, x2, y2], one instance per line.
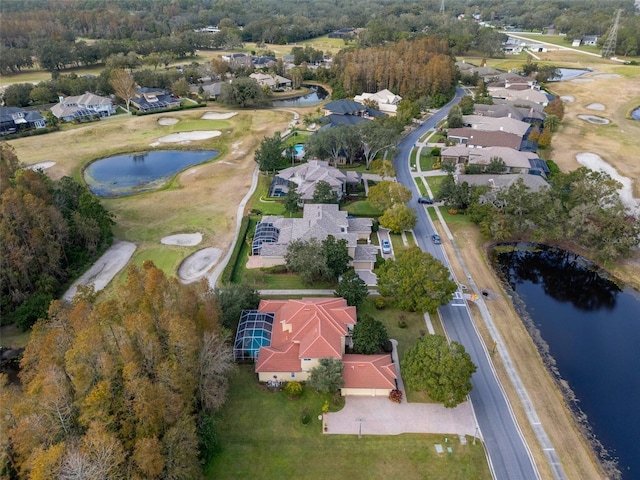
[219, 215, 251, 285]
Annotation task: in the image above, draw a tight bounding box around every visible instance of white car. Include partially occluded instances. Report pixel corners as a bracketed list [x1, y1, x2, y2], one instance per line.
[381, 239, 392, 254]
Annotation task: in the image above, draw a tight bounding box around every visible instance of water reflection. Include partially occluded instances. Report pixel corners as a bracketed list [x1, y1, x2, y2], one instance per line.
[494, 245, 620, 311]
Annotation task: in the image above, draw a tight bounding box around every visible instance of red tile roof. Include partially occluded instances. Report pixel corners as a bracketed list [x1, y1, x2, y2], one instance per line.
[255, 298, 356, 373]
[342, 354, 397, 389]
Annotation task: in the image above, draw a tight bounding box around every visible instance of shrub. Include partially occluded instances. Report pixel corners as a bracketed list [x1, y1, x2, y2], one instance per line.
[398, 320, 407, 329]
[389, 389, 403, 403]
[448, 208, 458, 215]
[220, 215, 251, 285]
[374, 297, 386, 309]
[301, 408, 311, 425]
[284, 381, 303, 399]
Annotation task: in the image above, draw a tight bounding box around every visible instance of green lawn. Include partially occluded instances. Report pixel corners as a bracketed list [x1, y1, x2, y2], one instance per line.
[424, 175, 447, 198]
[249, 174, 286, 216]
[389, 233, 404, 251]
[419, 152, 438, 171]
[405, 230, 416, 246]
[341, 200, 383, 217]
[206, 366, 491, 480]
[0, 325, 31, 348]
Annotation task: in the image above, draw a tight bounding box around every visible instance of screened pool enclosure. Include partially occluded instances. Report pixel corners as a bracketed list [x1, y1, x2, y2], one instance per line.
[233, 310, 275, 361]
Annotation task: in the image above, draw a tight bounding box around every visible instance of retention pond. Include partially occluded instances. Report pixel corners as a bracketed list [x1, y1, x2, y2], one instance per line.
[490, 243, 640, 479]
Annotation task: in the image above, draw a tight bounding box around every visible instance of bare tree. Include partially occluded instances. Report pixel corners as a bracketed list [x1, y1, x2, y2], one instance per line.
[110, 69, 136, 112]
[198, 331, 235, 413]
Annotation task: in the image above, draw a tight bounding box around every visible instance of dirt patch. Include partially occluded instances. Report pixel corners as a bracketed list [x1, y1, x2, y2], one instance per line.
[161, 233, 203, 246]
[158, 117, 179, 126]
[63, 240, 136, 302]
[201, 111, 238, 120]
[177, 247, 222, 283]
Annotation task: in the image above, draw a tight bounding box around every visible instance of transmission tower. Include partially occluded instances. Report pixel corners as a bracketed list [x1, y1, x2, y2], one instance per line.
[601, 9, 622, 58]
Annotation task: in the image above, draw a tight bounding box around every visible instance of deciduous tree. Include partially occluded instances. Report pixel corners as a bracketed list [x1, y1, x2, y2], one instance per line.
[334, 269, 369, 308]
[379, 203, 417, 233]
[312, 180, 339, 204]
[378, 246, 457, 312]
[322, 234, 351, 280]
[254, 132, 283, 172]
[367, 180, 411, 211]
[308, 358, 344, 394]
[352, 314, 388, 354]
[110, 69, 136, 111]
[213, 284, 260, 330]
[402, 334, 476, 408]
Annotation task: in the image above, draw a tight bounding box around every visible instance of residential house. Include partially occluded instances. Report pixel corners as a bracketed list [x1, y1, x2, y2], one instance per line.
[0, 107, 47, 134]
[581, 35, 599, 46]
[353, 89, 402, 114]
[321, 99, 386, 128]
[272, 160, 361, 198]
[446, 128, 525, 150]
[252, 203, 378, 275]
[130, 88, 180, 112]
[473, 103, 545, 125]
[51, 92, 116, 122]
[456, 173, 549, 193]
[488, 86, 550, 106]
[234, 297, 397, 396]
[462, 114, 532, 137]
[221, 53, 253, 68]
[503, 38, 524, 55]
[252, 56, 277, 68]
[328, 28, 356, 39]
[441, 145, 549, 176]
[249, 72, 292, 90]
[189, 82, 223, 100]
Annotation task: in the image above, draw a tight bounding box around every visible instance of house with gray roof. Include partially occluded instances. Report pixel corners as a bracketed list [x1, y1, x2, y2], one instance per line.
[0, 107, 47, 135]
[274, 160, 361, 201]
[488, 86, 550, 106]
[51, 92, 115, 122]
[446, 128, 524, 150]
[441, 145, 549, 176]
[462, 115, 532, 137]
[251, 204, 377, 283]
[473, 103, 545, 125]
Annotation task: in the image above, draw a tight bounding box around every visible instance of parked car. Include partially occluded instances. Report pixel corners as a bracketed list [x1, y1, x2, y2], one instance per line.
[431, 234, 441, 244]
[381, 239, 392, 254]
[418, 197, 434, 204]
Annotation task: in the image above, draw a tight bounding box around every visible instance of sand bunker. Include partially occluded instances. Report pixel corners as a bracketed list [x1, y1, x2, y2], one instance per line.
[178, 247, 222, 283]
[571, 78, 595, 83]
[560, 96, 575, 103]
[577, 114, 610, 125]
[63, 241, 136, 302]
[586, 103, 605, 111]
[153, 131, 222, 145]
[201, 111, 237, 120]
[576, 153, 640, 214]
[26, 161, 56, 170]
[593, 73, 621, 79]
[161, 233, 203, 246]
[158, 117, 179, 126]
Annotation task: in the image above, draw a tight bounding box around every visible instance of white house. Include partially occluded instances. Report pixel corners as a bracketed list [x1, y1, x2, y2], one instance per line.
[353, 89, 402, 113]
[51, 92, 116, 122]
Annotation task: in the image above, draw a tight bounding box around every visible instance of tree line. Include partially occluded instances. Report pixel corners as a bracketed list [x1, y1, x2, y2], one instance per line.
[0, 144, 114, 329]
[437, 167, 640, 263]
[0, 262, 235, 479]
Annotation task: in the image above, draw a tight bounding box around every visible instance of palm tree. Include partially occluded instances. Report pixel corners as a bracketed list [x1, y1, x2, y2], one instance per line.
[544, 114, 559, 132]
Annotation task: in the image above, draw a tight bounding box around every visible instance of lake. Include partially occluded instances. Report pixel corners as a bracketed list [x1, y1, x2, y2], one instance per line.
[632, 107, 640, 121]
[272, 85, 329, 107]
[554, 68, 591, 81]
[490, 244, 640, 479]
[84, 150, 218, 197]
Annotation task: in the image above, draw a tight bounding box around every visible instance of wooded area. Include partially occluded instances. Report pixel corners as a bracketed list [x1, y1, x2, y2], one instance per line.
[0, 263, 234, 479]
[0, 144, 114, 329]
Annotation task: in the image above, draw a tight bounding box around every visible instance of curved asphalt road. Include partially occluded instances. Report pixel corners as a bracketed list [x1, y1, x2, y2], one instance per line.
[394, 88, 540, 479]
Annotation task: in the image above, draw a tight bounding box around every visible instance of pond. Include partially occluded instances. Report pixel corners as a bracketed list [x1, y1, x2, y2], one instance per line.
[632, 107, 640, 121]
[490, 244, 640, 479]
[272, 85, 329, 107]
[84, 150, 218, 197]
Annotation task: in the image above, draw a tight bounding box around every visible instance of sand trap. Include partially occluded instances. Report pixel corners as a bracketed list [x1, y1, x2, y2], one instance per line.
[586, 103, 605, 111]
[201, 111, 237, 120]
[577, 114, 610, 125]
[154, 131, 222, 145]
[63, 241, 136, 302]
[571, 78, 595, 83]
[576, 153, 640, 214]
[161, 233, 203, 246]
[158, 117, 179, 126]
[26, 161, 56, 171]
[560, 95, 574, 103]
[593, 73, 621, 79]
[178, 247, 222, 283]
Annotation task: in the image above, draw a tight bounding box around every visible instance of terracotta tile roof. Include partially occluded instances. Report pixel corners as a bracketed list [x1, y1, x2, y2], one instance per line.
[255, 298, 356, 373]
[342, 354, 397, 389]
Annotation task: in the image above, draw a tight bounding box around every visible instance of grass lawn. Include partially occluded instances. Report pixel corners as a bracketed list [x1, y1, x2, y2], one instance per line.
[249, 173, 287, 215]
[424, 175, 447, 198]
[405, 230, 416, 246]
[419, 152, 438, 171]
[389, 233, 404, 251]
[206, 366, 491, 480]
[341, 200, 382, 217]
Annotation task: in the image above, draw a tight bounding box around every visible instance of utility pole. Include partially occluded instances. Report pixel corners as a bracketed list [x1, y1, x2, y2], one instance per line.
[601, 9, 622, 58]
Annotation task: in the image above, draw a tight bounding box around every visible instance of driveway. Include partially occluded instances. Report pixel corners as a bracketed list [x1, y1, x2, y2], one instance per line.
[324, 339, 478, 438]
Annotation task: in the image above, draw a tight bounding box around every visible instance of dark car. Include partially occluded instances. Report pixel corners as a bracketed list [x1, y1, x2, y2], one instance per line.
[431, 234, 441, 244]
[418, 197, 434, 204]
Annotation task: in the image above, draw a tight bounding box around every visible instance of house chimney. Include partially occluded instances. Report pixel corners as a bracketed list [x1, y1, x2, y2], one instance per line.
[59, 96, 64, 103]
